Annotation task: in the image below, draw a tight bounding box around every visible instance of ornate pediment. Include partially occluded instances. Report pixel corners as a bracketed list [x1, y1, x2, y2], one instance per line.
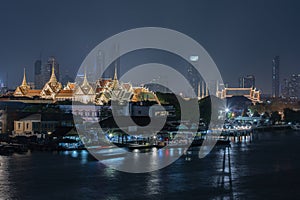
[87, 87, 95, 95]
[13, 69, 31, 97]
[14, 87, 26, 96]
[40, 62, 62, 99]
[75, 86, 84, 95]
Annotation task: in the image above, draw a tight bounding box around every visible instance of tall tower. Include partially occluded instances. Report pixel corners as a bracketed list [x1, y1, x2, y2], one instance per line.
[96, 44, 120, 80]
[34, 59, 43, 89]
[272, 56, 280, 98]
[96, 50, 105, 80]
[239, 75, 255, 88]
[187, 65, 200, 96]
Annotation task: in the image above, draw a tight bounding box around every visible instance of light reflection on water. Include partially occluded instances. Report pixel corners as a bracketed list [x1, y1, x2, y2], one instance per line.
[1, 131, 300, 199]
[0, 156, 11, 200]
[145, 170, 161, 196]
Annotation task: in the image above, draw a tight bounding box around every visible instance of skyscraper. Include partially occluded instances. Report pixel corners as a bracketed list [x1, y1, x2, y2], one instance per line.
[34, 59, 43, 89]
[239, 75, 255, 88]
[95, 50, 105, 80]
[272, 56, 280, 98]
[95, 44, 120, 80]
[187, 65, 198, 95]
[281, 74, 300, 99]
[187, 55, 201, 97]
[289, 74, 300, 99]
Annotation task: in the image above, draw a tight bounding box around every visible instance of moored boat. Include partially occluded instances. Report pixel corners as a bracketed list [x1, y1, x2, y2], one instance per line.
[292, 124, 300, 131]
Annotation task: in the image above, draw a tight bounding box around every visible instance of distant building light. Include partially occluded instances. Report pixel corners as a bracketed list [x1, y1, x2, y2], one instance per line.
[189, 55, 199, 62]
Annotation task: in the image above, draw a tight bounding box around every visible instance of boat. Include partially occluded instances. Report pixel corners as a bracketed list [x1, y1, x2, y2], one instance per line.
[126, 144, 155, 150]
[191, 138, 230, 147]
[0, 144, 29, 155]
[0, 145, 15, 155]
[216, 139, 231, 146]
[109, 137, 231, 150]
[292, 124, 300, 131]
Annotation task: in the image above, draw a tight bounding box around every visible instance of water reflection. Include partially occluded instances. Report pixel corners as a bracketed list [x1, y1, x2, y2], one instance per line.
[0, 156, 11, 200]
[2, 131, 298, 199]
[145, 170, 161, 196]
[216, 147, 234, 199]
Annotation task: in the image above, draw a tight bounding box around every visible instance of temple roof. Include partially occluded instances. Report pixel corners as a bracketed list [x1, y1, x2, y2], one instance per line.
[49, 61, 58, 83]
[27, 90, 42, 96]
[80, 69, 94, 94]
[56, 90, 74, 97]
[21, 68, 28, 87]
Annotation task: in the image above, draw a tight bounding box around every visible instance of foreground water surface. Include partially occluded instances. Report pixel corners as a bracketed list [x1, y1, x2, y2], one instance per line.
[1, 130, 300, 200]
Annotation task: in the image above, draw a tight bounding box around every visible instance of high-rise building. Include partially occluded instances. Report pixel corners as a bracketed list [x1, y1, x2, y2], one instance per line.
[281, 74, 300, 99]
[95, 44, 120, 80]
[239, 75, 255, 88]
[281, 78, 290, 99]
[290, 74, 300, 99]
[187, 65, 198, 95]
[0, 79, 7, 95]
[95, 50, 105, 81]
[34, 59, 43, 89]
[272, 56, 280, 98]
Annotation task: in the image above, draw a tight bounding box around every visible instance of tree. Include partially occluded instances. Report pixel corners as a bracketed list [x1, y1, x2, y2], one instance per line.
[270, 111, 281, 124]
[284, 108, 300, 123]
[262, 112, 270, 119]
[252, 110, 260, 117]
[242, 109, 249, 117]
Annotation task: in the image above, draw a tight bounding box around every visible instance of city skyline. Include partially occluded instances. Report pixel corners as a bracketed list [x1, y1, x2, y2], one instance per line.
[1, 0, 300, 94]
[1, 1, 300, 199]
[2, 55, 299, 98]
[272, 56, 280, 98]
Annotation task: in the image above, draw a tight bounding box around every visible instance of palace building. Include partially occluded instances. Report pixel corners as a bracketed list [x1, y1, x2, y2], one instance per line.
[14, 65, 74, 101]
[13, 64, 160, 105]
[73, 70, 96, 104]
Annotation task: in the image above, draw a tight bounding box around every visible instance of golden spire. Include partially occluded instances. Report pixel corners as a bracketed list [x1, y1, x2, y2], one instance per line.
[82, 67, 89, 86]
[49, 60, 57, 83]
[21, 68, 28, 86]
[206, 82, 209, 97]
[113, 66, 118, 80]
[112, 66, 119, 89]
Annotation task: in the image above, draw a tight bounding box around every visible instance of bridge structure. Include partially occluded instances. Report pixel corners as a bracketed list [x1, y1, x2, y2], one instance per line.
[216, 87, 261, 104]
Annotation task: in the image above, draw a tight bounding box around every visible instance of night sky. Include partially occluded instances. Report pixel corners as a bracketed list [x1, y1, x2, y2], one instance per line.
[0, 0, 299, 94]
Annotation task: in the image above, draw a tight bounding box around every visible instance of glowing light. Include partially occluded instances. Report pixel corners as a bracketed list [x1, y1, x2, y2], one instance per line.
[189, 55, 199, 62]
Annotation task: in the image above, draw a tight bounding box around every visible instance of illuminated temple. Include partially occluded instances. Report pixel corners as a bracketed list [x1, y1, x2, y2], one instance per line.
[13, 64, 160, 105]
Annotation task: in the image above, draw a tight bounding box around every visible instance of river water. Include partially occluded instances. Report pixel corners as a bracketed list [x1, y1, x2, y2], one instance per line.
[1, 130, 300, 200]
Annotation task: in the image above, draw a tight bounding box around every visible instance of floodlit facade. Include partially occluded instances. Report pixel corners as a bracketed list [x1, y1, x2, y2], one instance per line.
[216, 87, 261, 104]
[13, 66, 160, 105]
